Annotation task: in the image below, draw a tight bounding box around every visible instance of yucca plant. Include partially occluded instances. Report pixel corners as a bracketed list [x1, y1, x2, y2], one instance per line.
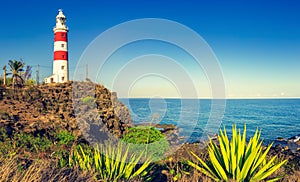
[71, 145, 92, 170]
[70, 142, 152, 182]
[188, 124, 287, 182]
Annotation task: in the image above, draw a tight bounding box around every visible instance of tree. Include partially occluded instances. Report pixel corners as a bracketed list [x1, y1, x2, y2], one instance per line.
[7, 60, 25, 88]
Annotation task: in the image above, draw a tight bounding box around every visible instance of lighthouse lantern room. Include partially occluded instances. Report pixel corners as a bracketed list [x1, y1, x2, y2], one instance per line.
[45, 9, 69, 83]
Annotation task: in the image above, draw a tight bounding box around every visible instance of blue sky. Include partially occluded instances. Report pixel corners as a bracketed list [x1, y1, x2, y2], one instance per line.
[0, 0, 299, 98]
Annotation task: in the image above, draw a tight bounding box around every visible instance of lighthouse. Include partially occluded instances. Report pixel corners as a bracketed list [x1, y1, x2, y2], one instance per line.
[45, 9, 69, 83]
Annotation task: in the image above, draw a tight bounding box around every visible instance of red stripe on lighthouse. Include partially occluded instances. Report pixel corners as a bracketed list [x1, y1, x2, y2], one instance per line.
[54, 51, 68, 60]
[54, 32, 68, 42]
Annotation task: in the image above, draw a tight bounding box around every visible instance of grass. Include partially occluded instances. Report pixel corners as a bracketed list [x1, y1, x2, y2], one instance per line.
[0, 156, 95, 182]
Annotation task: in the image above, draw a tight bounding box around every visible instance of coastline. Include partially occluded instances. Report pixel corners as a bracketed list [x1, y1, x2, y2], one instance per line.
[135, 123, 300, 154]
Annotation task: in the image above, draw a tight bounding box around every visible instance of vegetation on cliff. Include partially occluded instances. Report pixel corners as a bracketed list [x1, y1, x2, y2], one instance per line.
[122, 126, 170, 159]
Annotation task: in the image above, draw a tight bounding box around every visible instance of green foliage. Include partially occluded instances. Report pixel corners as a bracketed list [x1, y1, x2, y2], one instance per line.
[0, 131, 53, 157]
[69, 141, 152, 181]
[0, 78, 12, 86]
[13, 133, 53, 152]
[165, 157, 191, 181]
[188, 124, 287, 182]
[0, 128, 12, 155]
[80, 96, 94, 105]
[52, 130, 76, 167]
[0, 127, 7, 140]
[0, 129, 76, 165]
[55, 130, 75, 146]
[25, 79, 36, 85]
[122, 126, 169, 159]
[124, 126, 165, 143]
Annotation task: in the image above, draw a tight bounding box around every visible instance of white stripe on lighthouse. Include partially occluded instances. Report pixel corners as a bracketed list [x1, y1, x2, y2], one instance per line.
[54, 41, 68, 52]
[53, 60, 68, 81]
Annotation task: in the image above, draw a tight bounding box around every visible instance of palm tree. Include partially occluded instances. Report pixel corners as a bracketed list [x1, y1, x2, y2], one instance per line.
[7, 60, 25, 88]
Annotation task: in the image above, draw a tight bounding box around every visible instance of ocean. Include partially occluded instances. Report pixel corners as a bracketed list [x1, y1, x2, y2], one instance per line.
[120, 98, 300, 144]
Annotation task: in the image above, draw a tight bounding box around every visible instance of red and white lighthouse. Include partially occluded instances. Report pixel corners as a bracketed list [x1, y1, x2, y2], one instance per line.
[45, 9, 69, 83]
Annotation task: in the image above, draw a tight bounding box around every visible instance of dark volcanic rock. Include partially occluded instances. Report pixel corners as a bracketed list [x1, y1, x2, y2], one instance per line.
[0, 82, 133, 142]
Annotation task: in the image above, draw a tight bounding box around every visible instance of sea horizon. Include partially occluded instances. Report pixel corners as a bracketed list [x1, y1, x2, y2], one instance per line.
[120, 98, 300, 144]
[119, 97, 300, 100]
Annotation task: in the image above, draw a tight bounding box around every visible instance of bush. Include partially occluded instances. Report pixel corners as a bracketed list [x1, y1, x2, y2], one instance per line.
[55, 130, 76, 146]
[25, 79, 36, 85]
[0, 78, 12, 86]
[187, 124, 287, 181]
[122, 126, 169, 159]
[81, 96, 94, 105]
[4, 78, 13, 86]
[0, 130, 75, 165]
[13, 133, 53, 153]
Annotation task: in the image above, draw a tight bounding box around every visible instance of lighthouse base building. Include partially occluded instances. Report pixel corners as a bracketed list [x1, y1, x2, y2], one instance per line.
[45, 9, 69, 84]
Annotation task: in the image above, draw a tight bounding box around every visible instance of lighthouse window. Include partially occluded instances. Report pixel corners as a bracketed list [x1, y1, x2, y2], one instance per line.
[61, 66, 64, 70]
[62, 77, 65, 81]
[61, 33, 65, 37]
[62, 55, 65, 58]
[61, 44, 64, 48]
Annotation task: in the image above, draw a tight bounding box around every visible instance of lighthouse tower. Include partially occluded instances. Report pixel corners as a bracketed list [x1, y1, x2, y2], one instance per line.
[45, 9, 69, 83]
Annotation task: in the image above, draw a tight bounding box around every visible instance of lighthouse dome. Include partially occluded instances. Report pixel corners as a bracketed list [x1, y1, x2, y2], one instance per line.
[54, 9, 68, 31]
[56, 9, 66, 18]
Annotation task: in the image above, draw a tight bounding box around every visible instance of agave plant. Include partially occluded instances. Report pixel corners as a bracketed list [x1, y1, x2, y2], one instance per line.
[70, 142, 152, 182]
[188, 124, 286, 182]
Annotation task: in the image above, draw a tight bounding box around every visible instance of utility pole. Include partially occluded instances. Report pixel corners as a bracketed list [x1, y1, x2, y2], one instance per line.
[86, 64, 88, 81]
[36, 64, 40, 85]
[3, 65, 6, 86]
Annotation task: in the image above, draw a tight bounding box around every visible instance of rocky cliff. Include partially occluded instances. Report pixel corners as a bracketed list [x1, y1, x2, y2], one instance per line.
[0, 81, 133, 142]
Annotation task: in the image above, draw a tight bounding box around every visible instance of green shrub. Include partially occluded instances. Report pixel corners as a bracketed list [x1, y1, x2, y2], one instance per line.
[13, 133, 53, 152]
[0, 128, 7, 142]
[188, 124, 287, 182]
[0, 128, 13, 156]
[122, 126, 169, 159]
[0, 130, 75, 167]
[0, 132, 54, 156]
[25, 79, 36, 85]
[69, 142, 152, 181]
[0, 78, 12, 86]
[55, 130, 75, 146]
[80, 96, 94, 105]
